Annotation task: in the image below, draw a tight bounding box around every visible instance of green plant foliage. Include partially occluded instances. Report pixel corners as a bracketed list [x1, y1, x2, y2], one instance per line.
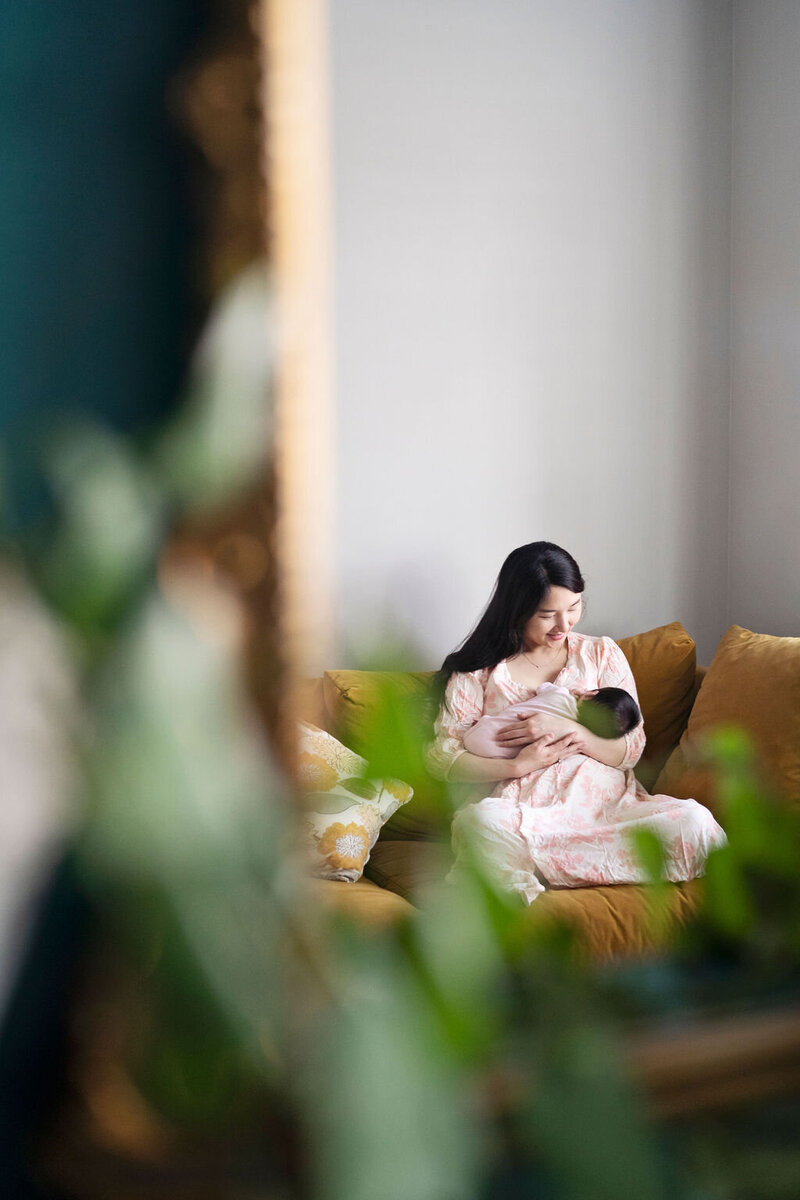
[152, 260, 275, 516]
[347, 673, 453, 833]
[575, 697, 618, 739]
[6, 410, 800, 1197]
[298, 923, 482, 1200]
[523, 1019, 667, 1200]
[36, 423, 164, 635]
[688, 728, 800, 965]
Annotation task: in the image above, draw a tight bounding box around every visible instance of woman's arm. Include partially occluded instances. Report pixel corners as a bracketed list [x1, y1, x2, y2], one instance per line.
[447, 732, 581, 782]
[596, 637, 646, 769]
[426, 672, 484, 781]
[558, 726, 626, 767]
[495, 711, 575, 748]
[446, 750, 522, 783]
[496, 711, 626, 768]
[428, 672, 584, 783]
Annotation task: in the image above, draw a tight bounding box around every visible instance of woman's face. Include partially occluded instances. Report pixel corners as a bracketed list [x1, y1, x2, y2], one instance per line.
[522, 586, 583, 651]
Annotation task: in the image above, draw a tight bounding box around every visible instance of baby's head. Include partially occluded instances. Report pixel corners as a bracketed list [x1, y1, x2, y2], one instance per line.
[575, 687, 641, 739]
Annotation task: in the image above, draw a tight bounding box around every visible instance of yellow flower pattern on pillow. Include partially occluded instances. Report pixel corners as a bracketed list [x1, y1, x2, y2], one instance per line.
[300, 722, 364, 776]
[316, 822, 371, 872]
[297, 752, 339, 792]
[298, 721, 413, 882]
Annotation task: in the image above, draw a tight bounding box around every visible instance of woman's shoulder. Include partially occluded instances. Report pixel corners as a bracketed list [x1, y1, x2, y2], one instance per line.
[569, 631, 603, 651]
[446, 665, 492, 689]
[569, 632, 619, 660]
[439, 666, 492, 720]
[441, 665, 493, 708]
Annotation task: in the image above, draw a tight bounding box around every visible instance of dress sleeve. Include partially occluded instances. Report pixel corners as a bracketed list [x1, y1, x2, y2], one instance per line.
[426, 671, 485, 781]
[597, 637, 646, 769]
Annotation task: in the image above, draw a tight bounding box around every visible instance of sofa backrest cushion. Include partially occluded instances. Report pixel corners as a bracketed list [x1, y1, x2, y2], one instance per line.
[324, 623, 697, 764]
[654, 624, 800, 814]
[322, 670, 446, 839]
[615, 621, 697, 770]
[323, 669, 435, 752]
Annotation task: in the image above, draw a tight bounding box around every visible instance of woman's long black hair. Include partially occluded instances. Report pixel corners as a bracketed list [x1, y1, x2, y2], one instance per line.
[432, 542, 585, 705]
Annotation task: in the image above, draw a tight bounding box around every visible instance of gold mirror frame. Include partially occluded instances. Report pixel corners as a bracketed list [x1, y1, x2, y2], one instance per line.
[260, 0, 335, 716]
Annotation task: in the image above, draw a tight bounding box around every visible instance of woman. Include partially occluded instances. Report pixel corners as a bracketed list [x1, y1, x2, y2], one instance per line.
[428, 542, 726, 903]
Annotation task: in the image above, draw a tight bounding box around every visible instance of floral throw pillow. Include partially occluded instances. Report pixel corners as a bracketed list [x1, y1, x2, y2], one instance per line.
[298, 722, 413, 882]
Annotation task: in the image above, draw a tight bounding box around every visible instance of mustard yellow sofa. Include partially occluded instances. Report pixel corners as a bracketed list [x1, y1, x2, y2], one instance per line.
[299, 621, 717, 958]
[302, 619, 800, 958]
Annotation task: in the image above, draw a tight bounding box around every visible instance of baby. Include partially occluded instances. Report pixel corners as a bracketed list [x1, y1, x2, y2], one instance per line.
[463, 682, 641, 760]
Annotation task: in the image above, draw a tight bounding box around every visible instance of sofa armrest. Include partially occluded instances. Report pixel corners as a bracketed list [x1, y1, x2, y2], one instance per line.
[294, 676, 328, 729]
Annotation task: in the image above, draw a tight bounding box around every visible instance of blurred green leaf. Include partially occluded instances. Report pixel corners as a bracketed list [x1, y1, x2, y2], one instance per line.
[37, 422, 163, 633]
[410, 865, 512, 1057]
[632, 827, 667, 881]
[301, 923, 482, 1200]
[525, 1018, 666, 1200]
[153, 260, 275, 516]
[702, 844, 756, 939]
[352, 674, 451, 834]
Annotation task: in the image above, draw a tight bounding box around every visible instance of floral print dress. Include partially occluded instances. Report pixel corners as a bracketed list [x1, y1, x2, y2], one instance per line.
[428, 633, 726, 903]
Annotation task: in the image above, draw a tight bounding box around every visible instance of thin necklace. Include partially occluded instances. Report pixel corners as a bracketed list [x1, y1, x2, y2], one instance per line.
[522, 641, 567, 671]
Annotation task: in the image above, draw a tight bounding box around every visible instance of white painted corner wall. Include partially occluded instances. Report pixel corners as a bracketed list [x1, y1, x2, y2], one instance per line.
[729, 0, 800, 638]
[328, 0, 797, 669]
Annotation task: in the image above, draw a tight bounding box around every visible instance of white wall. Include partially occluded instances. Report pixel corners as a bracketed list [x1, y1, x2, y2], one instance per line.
[330, 0, 733, 666]
[729, 1, 800, 637]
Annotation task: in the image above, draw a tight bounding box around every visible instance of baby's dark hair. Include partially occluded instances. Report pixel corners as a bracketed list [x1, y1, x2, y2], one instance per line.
[577, 687, 641, 739]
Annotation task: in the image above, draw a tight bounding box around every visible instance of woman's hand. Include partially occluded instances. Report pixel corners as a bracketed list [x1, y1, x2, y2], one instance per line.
[511, 731, 582, 777]
[496, 712, 575, 750]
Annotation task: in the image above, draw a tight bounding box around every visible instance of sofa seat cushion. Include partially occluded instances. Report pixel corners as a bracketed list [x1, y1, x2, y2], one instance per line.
[308, 877, 415, 926]
[528, 880, 703, 960]
[365, 839, 453, 901]
[654, 625, 800, 815]
[364, 842, 701, 961]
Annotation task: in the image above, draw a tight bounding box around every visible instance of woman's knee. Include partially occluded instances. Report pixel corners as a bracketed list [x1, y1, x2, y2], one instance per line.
[660, 801, 726, 878]
[451, 799, 515, 859]
[453, 798, 507, 838]
[684, 802, 727, 852]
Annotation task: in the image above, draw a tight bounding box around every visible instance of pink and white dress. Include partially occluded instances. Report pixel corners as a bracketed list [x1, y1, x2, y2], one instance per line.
[427, 632, 726, 903]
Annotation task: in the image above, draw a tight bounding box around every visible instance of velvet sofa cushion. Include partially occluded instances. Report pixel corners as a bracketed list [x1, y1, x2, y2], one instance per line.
[325, 625, 695, 759]
[298, 721, 413, 881]
[528, 880, 703, 960]
[654, 625, 800, 815]
[308, 877, 415, 926]
[323, 669, 448, 840]
[615, 621, 697, 767]
[322, 669, 435, 751]
[294, 676, 327, 728]
[365, 840, 454, 900]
